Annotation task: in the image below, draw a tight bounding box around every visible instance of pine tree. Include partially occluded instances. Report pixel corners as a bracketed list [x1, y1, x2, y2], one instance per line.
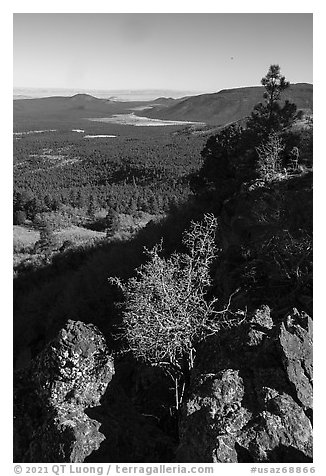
[246, 65, 297, 139]
[105, 208, 120, 237]
[34, 219, 57, 254]
[13, 210, 27, 225]
[87, 194, 97, 219]
[76, 189, 86, 209]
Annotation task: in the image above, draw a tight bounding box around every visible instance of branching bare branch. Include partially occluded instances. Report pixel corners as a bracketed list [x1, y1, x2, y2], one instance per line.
[109, 214, 243, 410]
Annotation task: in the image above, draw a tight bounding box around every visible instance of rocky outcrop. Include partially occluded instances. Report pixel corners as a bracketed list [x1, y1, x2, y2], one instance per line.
[14, 320, 114, 462]
[176, 306, 313, 463]
[278, 311, 313, 413]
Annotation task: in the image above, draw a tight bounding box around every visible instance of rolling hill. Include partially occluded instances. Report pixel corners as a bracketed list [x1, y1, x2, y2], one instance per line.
[13, 83, 313, 129]
[13, 93, 134, 118]
[141, 83, 313, 126]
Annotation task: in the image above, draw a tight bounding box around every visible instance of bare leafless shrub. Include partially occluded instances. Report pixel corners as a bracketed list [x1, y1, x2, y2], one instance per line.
[109, 214, 242, 409]
[290, 146, 300, 171]
[256, 133, 285, 182]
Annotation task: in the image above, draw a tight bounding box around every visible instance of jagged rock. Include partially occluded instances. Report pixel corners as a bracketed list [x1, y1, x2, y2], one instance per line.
[278, 309, 313, 412]
[14, 320, 114, 462]
[237, 393, 312, 462]
[250, 305, 274, 330]
[176, 306, 313, 463]
[246, 306, 274, 347]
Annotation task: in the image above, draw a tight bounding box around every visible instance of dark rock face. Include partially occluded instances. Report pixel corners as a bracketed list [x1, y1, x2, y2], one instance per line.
[85, 370, 177, 463]
[14, 320, 114, 462]
[176, 307, 313, 463]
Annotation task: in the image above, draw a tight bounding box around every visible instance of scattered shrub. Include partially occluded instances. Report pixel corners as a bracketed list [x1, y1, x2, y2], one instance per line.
[109, 214, 242, 410]
[256, 133, 285, 182]
[33, 219, 58, 254]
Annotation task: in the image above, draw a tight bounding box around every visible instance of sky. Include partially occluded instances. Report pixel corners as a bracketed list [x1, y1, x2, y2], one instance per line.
[14, 13, 312, 94]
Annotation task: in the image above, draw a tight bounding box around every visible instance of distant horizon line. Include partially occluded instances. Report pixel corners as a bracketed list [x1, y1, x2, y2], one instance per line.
[13, 81, 312, 91]
[13, 87, 209, 102]
[13, 86, 206, 93]
[13, 82, 312, 96]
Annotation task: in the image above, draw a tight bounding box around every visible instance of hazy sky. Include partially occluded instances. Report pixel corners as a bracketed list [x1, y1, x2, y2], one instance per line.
[13, 13, 312, 93]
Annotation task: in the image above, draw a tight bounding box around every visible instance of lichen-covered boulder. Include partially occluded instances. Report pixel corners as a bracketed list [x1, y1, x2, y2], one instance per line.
[14, 320, 114, 462]
[176, 307, 313, 463]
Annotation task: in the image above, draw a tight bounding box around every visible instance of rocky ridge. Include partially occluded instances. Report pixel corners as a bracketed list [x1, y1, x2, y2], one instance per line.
[14, 306, 313, 463]
[176, 306, 313, 463]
